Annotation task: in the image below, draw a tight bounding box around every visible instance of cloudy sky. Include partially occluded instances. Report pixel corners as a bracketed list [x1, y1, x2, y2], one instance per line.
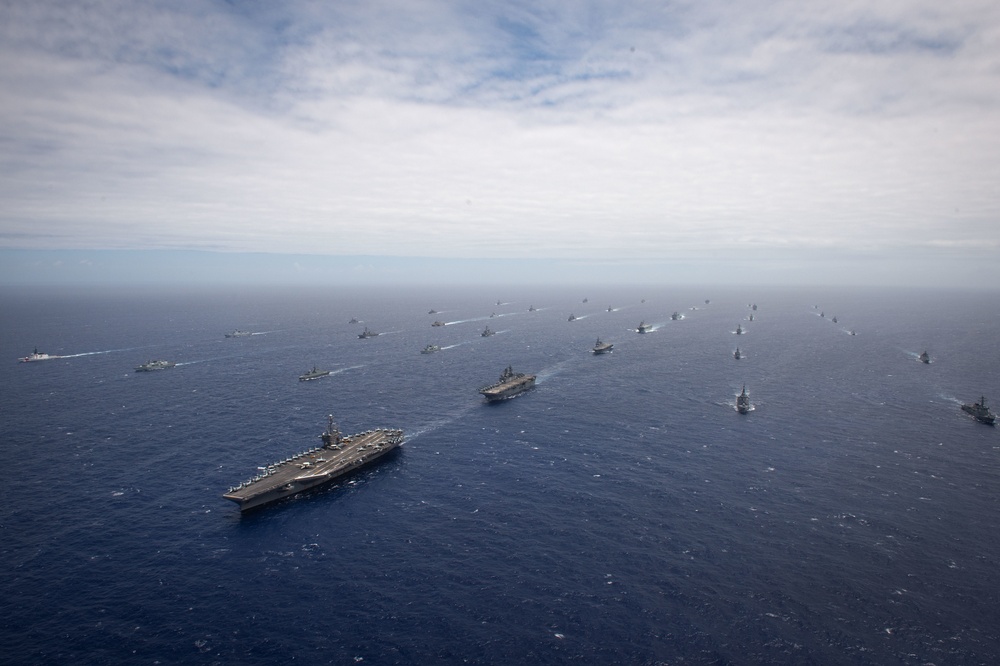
[1, 0, 998, 286]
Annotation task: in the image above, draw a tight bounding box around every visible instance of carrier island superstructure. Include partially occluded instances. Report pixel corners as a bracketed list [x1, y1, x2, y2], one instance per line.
[223, 416, 403, 512]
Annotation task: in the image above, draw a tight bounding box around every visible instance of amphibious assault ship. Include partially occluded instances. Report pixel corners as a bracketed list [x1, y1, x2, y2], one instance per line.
[223, 416, 404, 512]
[961, 396, 995, 425]
[479, 366, 536, 402]
[637, 321, 652, 333]
[135, 360, 176, 372]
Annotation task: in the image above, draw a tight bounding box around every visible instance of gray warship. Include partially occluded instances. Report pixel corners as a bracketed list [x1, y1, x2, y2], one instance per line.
[961, 396, 995, 425]
[637, 321, 652, 333]
[225, 330, 252, 338]
[223, 416, 404, 512]
[479, 366, 536, 402]
[592, 338, 613, 354]
[737, 385, 751, 414]
[299, 366, 330, 381]
[420, 344, 441, 354]
[919, 351, 930, 364]
[135, 360, 176, 372]
[481, 326, 495, 337]
[734, 347, 742, 360]
[358, 326, 379, 339]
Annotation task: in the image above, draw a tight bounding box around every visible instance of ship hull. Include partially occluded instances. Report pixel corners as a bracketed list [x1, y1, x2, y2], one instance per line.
[480, 378, 536, 402]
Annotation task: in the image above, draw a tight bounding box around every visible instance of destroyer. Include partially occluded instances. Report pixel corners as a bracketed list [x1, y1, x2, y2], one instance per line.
[961, 396, 995, 425]
[481, 326, 495, 337]
[135, 360, 176, 372]
[358, 326, 379, 339]
[737, 385, 751, 414]
[299, 366, 330, 381]
[479, 366, 536, 402]
[592, 338, 613, 354]
[420, 344, 441, 354]
[736, 324, 743, 335]
[19, 347, 59, 362]
[568, 314, 577, 322]
[671, 312, 682, 321]
[919, 351, 930, 364]
[225, 330, 252, 338]
[734, 348, 742, 360]
[223, 416, 404, 512]
[432, 320, 446, 327]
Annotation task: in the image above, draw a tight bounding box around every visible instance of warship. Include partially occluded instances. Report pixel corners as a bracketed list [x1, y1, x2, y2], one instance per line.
[358, 327, 379, 339]
[223, 416, 404, 512]
[479, 366, 536, 402]
[19, 347, 59, 363]
[420, 344, 441, 354]
[734, 347, 742, 360]
[432, 320, 446, 327]
[568, 314, 577, 322]
[135, 360, 176, 372]
[349, 318, 359, 324]
[299, 366, 330, 381]
[919, 351, 931, 364]
[637, 321, 652, 334]
[481, 326, 495, 337]
[752, 304, 757, 311]
[832, 316, 838, 324]
[961, 396, 996, 425]
[671, 312, 681, 321]
[528, 305, 537, 312]
[225, 330, 252, 338]
[737, 385, 751, 414]
[428, 309, 438, 315]
[592, 338, 614, 354]
[736, 324, 743, 335]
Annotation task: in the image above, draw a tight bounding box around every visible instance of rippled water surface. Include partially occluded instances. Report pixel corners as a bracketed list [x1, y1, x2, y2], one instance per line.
[2, 285, 999, 664]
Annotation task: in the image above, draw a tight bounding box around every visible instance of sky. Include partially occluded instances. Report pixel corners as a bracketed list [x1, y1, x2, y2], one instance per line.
[1, 0, 998, 286]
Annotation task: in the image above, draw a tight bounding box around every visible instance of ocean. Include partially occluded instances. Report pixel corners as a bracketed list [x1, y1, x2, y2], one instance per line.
[2, 284, 998, 665]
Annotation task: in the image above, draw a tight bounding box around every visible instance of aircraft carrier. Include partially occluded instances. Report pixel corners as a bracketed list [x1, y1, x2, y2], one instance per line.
[223, 416, 403, 512]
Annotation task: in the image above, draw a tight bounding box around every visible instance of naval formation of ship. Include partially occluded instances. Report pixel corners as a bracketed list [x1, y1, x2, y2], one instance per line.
[962, 396, 996, 425]
[224, 416, 404, 512]
[479, 366, 536, 402]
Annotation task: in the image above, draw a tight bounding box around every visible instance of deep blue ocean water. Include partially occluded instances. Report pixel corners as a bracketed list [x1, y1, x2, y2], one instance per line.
[2, 284, 999, 665]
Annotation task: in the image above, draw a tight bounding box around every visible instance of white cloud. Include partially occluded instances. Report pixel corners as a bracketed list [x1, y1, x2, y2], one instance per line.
[1, 0, 998, 285]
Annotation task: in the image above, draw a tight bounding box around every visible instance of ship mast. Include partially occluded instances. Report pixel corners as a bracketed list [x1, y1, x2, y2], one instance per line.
[321, 414, 341, 447]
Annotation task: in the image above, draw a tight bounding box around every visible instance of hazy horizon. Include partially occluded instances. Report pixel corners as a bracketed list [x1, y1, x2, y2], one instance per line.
[2, 2, 998, 287]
